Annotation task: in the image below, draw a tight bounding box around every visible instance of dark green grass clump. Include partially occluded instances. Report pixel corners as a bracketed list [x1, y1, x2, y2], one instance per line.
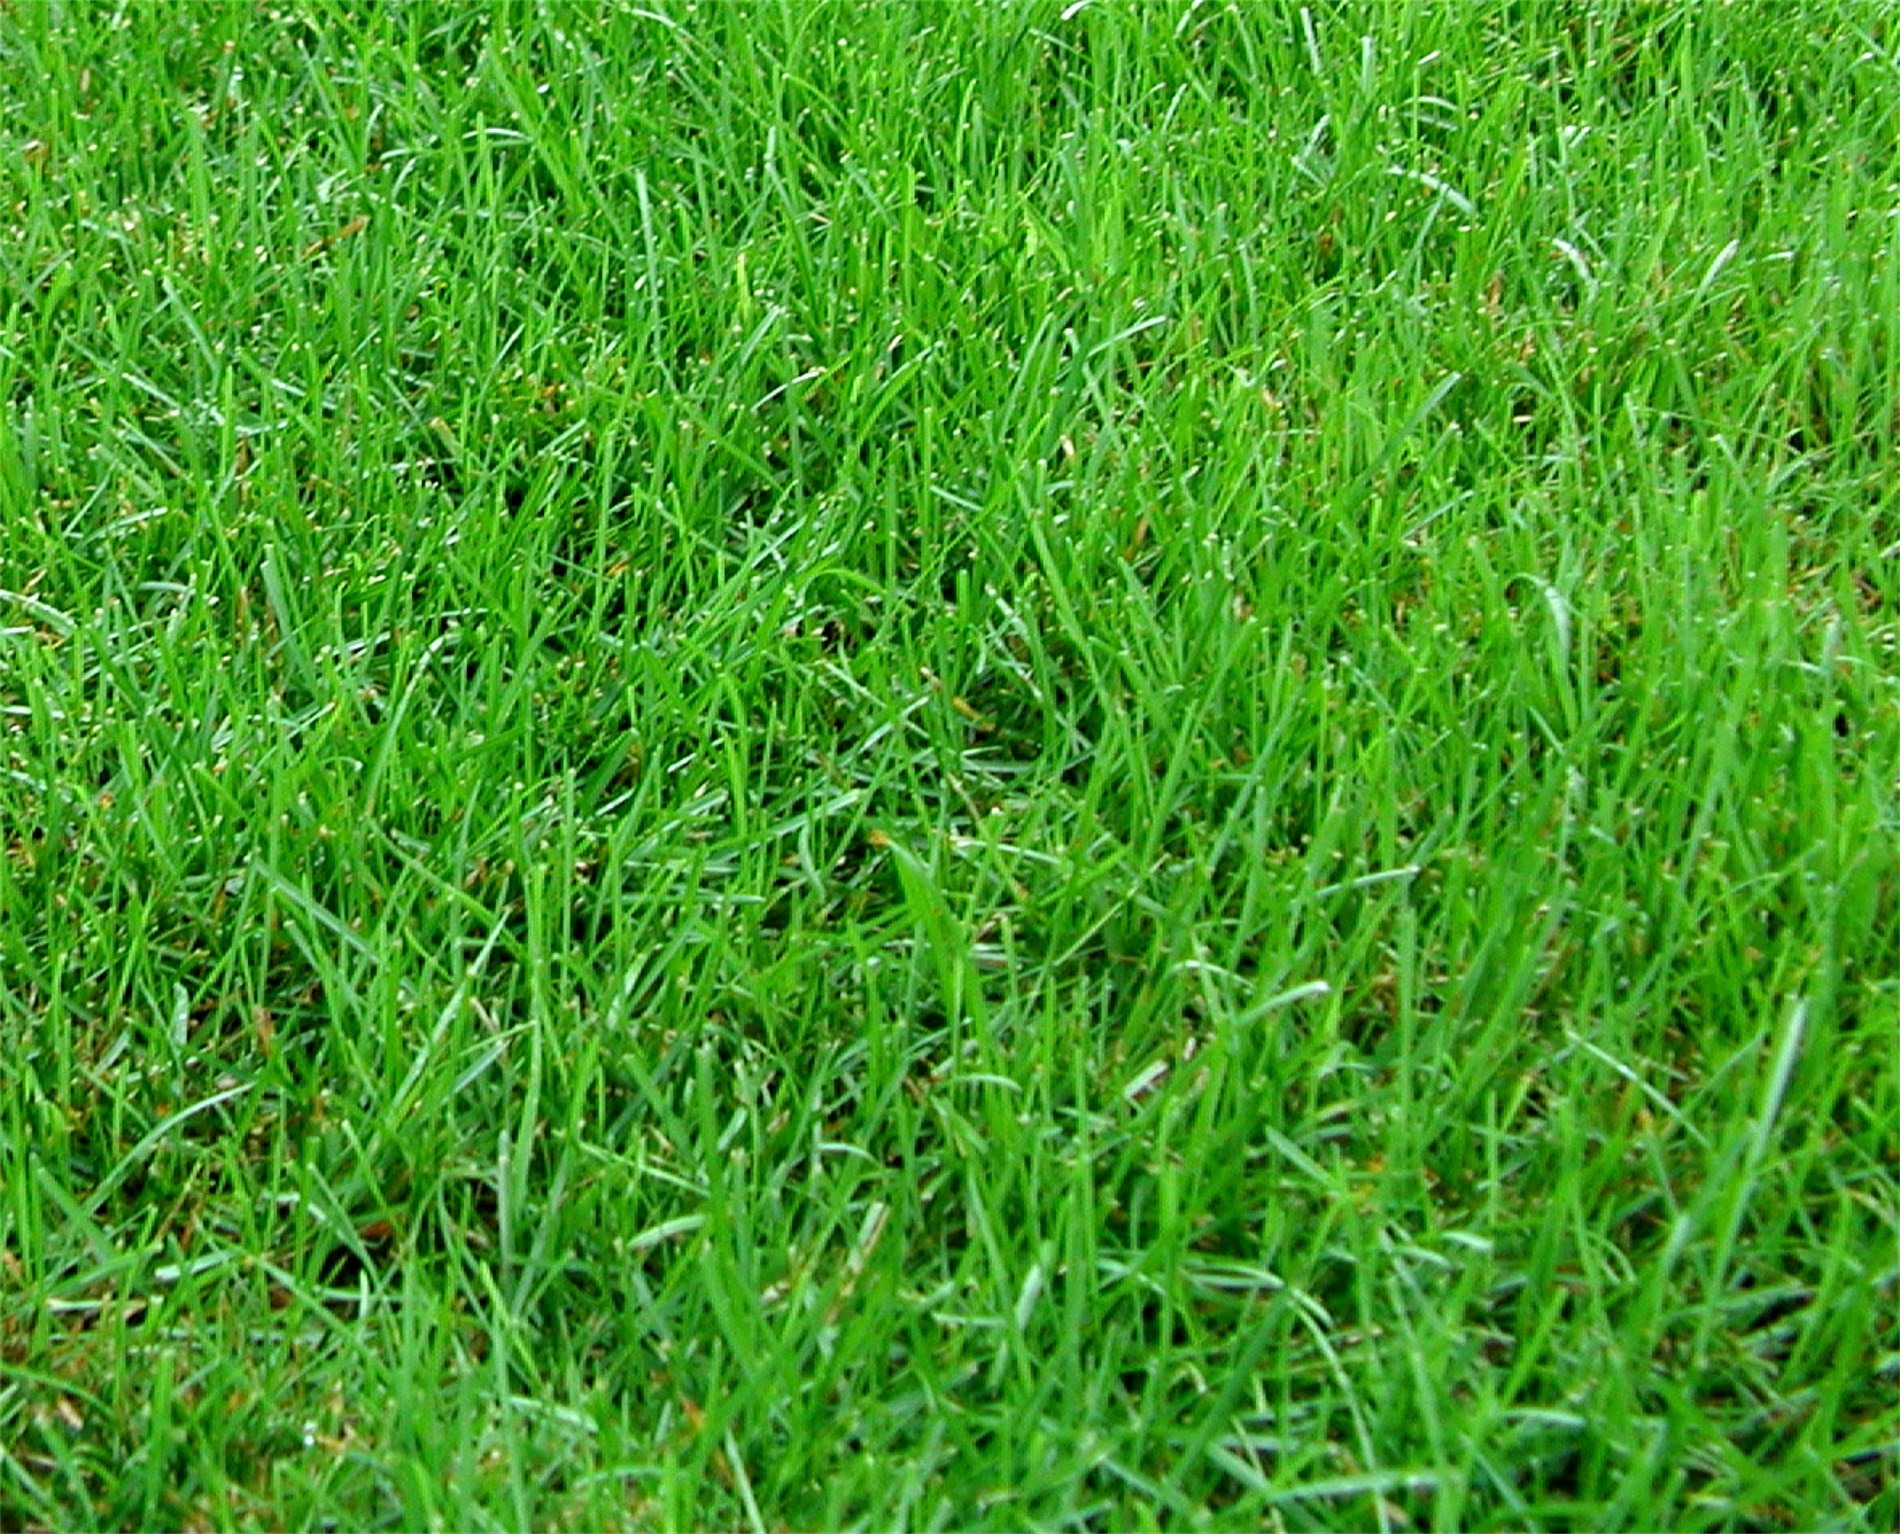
[1, 1, 1895, 1526]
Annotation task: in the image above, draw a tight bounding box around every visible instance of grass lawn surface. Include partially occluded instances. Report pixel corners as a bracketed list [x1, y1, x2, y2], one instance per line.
[2, 1, 1897, 1527]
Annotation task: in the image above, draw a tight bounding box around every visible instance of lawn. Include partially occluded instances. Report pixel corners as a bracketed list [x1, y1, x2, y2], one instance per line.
[1, 1, 1896, 1527]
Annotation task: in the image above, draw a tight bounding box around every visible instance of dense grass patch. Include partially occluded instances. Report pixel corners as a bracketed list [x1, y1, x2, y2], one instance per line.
[2, 1, 1896, 1526]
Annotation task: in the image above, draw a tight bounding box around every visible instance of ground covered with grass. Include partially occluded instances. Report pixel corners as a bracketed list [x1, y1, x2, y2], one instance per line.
[1, 1, 1896, 1526]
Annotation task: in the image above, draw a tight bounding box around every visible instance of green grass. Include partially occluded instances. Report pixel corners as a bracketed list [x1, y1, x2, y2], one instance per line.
[1, 0, 1896, 1526]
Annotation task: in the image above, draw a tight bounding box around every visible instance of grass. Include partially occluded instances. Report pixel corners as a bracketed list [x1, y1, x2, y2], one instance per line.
[1, 0, 1896, 1526]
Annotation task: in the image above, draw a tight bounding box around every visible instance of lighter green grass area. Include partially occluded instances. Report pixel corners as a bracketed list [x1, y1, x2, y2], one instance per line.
[2, 2, 1897, 1528]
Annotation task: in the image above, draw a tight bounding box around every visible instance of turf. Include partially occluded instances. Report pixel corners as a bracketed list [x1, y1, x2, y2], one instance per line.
[1, 1, 1896, 1527]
